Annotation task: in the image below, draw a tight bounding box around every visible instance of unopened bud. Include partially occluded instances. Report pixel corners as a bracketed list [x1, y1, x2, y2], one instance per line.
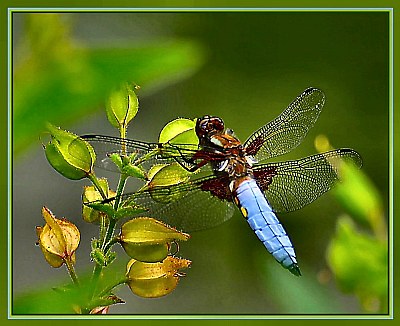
[126, 256, 191, 298]
[120, 217, 190, 262]
[44, 123, 95, 180]
[105, 83, 138, 130]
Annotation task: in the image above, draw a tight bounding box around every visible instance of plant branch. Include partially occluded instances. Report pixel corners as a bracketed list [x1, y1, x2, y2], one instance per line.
[64, 256, 79, 286]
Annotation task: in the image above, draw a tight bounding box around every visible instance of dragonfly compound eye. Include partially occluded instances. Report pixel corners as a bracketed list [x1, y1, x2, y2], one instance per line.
[196, 116, 225, 138]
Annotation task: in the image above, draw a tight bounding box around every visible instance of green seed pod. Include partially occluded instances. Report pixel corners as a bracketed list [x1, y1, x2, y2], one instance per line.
[105, 83, 138, 130]
[82, 178, 115, 224]
[158, 118, 197, 145]
[120, 217, 190, 263]
[126, 256, 191, 298]
[44, 123, 96, 180]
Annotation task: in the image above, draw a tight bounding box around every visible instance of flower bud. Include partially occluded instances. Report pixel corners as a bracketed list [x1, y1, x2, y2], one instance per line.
[36, 207, 80, 268]
[120, 217, 190, 262]
[105, 83, 138, 130]
[158, 118, 197, 145]
[44, 123, 96, 180]
[82, 178, 115, 223]
[126, 256, 191, 298]
[145, 163, 191, 203]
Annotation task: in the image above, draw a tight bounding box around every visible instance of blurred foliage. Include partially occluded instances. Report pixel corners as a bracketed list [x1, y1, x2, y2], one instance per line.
[13, 13, 205, 156]
[260, 262, 343, 314]
[316, 136, 389, 313]
[327, 216, 388, 313]
[13, 268, 125, 314]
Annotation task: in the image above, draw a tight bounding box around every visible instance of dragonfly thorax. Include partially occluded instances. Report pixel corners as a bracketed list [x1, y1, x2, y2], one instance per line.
[206, 133, 254, 181]
[215, 156, 254, 180]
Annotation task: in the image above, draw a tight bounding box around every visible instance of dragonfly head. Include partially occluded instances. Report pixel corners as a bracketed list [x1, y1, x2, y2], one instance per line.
[195, 115, 225, 140]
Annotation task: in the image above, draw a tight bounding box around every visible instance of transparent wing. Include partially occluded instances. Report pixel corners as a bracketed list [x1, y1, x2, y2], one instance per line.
[78, 134, 200, 172]
[244, 87, 325, 161]
[254, 149, 362, 213]
[121, 172, 235, 231]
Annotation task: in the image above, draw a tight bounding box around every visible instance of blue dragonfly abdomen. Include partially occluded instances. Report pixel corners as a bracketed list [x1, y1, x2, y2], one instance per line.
[234, 178, 301, 276]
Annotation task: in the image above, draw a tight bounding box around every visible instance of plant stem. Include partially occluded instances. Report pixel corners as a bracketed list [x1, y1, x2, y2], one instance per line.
[113, 173, 128, 211]
[100, 173, 128, 253]
[101, 219, 116, 252]
[89, 125, 129, 300]
[87, 172, 107, 200]
[64, 256, 79, 285]
[119, 124, 127, 154]
[89, 262, 104, 297]
[98, 276, 129, 298]
[103, 236, 119, 254]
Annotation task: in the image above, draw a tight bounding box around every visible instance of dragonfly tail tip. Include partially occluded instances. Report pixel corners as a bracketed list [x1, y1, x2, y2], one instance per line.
[289, 264, 302, 277]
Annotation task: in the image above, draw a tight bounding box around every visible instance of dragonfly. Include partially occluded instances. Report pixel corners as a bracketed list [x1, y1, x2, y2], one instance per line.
[80, 87, 362, 276]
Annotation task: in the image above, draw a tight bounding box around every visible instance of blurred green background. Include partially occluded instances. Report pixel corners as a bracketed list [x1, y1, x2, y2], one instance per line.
[12, 11, 390, 314]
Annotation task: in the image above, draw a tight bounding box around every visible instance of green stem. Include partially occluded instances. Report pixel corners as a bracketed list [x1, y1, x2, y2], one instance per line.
[89, 125, 129, 301]
[87, 172, 107, 200]
[98, 215, 109, 251]
[103, 236, 119, 254]
[98, 276, 128, 298]
[100, 173, 128, 252]
[119, 124, 127, 154]
[113, 174, 128, 211]
[64, 256, 79, 285]
[89, 169, 127, 309]
[101, 219, 116, 252]
[89, 262, 103, 300]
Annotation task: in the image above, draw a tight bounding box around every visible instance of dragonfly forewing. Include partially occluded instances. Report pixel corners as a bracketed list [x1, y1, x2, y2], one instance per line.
[79, 134, 200, 172]
[244, 87, 325, 162]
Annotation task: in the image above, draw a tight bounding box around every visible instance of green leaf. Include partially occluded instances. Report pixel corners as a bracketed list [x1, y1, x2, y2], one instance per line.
[13, 270, 126, 314]
[108, 153, 124, 170]
[13, 277, 91, 314]
[327, 216, 388, 312]
[122, 164, 147, 180]
[115, 206, 148, 220]
[332, 162, 386, 239]
[147, 163, 191, 187]
[85, 202, 117, 219]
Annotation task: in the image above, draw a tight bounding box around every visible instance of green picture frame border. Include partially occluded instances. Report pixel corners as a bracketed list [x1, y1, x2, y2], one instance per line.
[2, 0, 397, 323]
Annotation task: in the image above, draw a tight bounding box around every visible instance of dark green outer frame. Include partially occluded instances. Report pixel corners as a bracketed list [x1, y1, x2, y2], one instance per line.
[2, 0, 398, 324]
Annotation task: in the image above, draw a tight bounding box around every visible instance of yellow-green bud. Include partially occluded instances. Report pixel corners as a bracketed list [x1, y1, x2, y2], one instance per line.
[119, 217, 190, 262]
[144, 163, 191, 203]
[105, 83, 138, 130]
[44, 123, 96, 180]
[126, 256, 191, 298]
[82, 178, 115, 223]
[158, 118, 197, 145]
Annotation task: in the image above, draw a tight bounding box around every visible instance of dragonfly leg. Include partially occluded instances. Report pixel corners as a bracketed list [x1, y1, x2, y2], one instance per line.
[172, 155, 208, 172]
